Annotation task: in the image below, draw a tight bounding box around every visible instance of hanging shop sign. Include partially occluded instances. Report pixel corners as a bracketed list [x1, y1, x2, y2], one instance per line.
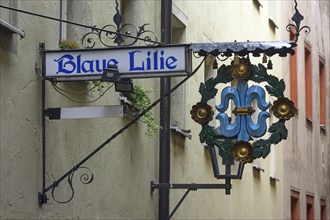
[190, 56, 297, 164]
[43, 45, 191, 81]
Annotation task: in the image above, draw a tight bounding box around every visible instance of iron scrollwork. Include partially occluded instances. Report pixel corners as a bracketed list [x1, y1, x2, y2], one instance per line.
[81, 0, 158, 48]
[286, 0, 311, 42]
[51, 166, 94, 204]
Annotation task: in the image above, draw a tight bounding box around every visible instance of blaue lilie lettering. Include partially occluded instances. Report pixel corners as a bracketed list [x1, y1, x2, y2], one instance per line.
[54, 50, 178, 75]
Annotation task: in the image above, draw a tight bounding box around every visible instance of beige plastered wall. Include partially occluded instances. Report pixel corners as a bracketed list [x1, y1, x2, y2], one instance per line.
[281, 1, 330, 220]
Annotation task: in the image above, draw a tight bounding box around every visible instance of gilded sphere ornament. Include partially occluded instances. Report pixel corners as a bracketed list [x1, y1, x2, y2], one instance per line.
[231, 141, 253, 163]
[190, 102, 214, 125]
[272, 97, 297, 120]
[231, 57, 251, 80]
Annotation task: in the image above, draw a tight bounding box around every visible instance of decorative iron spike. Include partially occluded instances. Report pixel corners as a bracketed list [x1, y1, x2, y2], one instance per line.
[81, 0, 158, 48]
[286, 0, 311, 42]
[113, 0, 124, 46]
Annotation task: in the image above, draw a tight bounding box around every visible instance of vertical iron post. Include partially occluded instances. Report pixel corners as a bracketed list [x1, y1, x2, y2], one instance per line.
[38, 43, 48, 204]
[40, 43, 46, 192]
[59, 0, 63, 41]
[159, 0, 172, 219]
[225, 163, 231, 195]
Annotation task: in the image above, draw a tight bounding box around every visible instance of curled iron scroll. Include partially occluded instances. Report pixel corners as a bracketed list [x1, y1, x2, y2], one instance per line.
[81, 0, 158, 48]
[51, 166, 94, 204]
[81, 23, 158, 48]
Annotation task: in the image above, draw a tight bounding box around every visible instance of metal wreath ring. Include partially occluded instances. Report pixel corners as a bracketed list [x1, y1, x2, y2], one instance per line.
[191, 60, 297, 162]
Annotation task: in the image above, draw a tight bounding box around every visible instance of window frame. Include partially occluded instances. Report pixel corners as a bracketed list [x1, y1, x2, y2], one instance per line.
[320, 199, 327, 220]
[306, 195, 315, 220]
[304, 42, 313, 124]
[290, 31, 298, 108]
[319, 56, 326, 127]
[291, 190, 300, 220]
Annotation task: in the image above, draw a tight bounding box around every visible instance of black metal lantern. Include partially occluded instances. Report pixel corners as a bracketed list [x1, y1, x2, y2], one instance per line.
[206, 136, 245, 195]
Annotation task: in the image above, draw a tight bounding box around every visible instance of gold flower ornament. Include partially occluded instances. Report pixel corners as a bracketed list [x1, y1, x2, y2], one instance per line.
[231, 141, 253, 163]
[231, 57, 252, 80]
[272, 97, 297, 120]
[190, 102, 214, 125]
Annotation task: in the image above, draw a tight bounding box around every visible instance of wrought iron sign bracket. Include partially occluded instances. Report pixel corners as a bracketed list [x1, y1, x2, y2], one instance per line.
[27, 0, 310, 207]
[36, 0, 160, 205]
[37, 41, 206, 204]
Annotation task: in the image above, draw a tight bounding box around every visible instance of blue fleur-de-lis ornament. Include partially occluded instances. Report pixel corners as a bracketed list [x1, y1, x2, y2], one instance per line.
[216, 80, 270, 142]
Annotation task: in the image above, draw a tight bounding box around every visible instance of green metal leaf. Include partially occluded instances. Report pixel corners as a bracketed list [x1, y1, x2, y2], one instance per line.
[205, 78, 216, 88]
[276, 79, 286, 97]
[199, 125, 209, 143]
[199, 79, 218, 103]
[252, 148, 262, 158]
[250, 63, 286, 99]
[268, 121, 284, 132]
[258, 63, 268, 73]
[265, 85, 281, 98]
[214, 139, 232, 162]
[261, 144, 271, 158]
[252, 139, 267, 158]
[199, 125, 217, 144]
[269, 121, 288, 144]
[215, 64, 232, 84]
[202, 88, 218, 103]
[199, 82, 206, 94]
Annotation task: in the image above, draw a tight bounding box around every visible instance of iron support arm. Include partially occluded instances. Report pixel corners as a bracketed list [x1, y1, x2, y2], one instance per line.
[151, 181, 232, 219]
[151, 182, 231, 191]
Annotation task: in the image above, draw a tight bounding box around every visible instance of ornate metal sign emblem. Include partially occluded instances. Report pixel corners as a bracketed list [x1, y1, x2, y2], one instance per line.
[191, 56, 297, 163]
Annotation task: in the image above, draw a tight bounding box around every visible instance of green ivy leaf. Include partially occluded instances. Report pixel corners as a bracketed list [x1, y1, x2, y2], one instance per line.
[128, 85, 161, 138]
